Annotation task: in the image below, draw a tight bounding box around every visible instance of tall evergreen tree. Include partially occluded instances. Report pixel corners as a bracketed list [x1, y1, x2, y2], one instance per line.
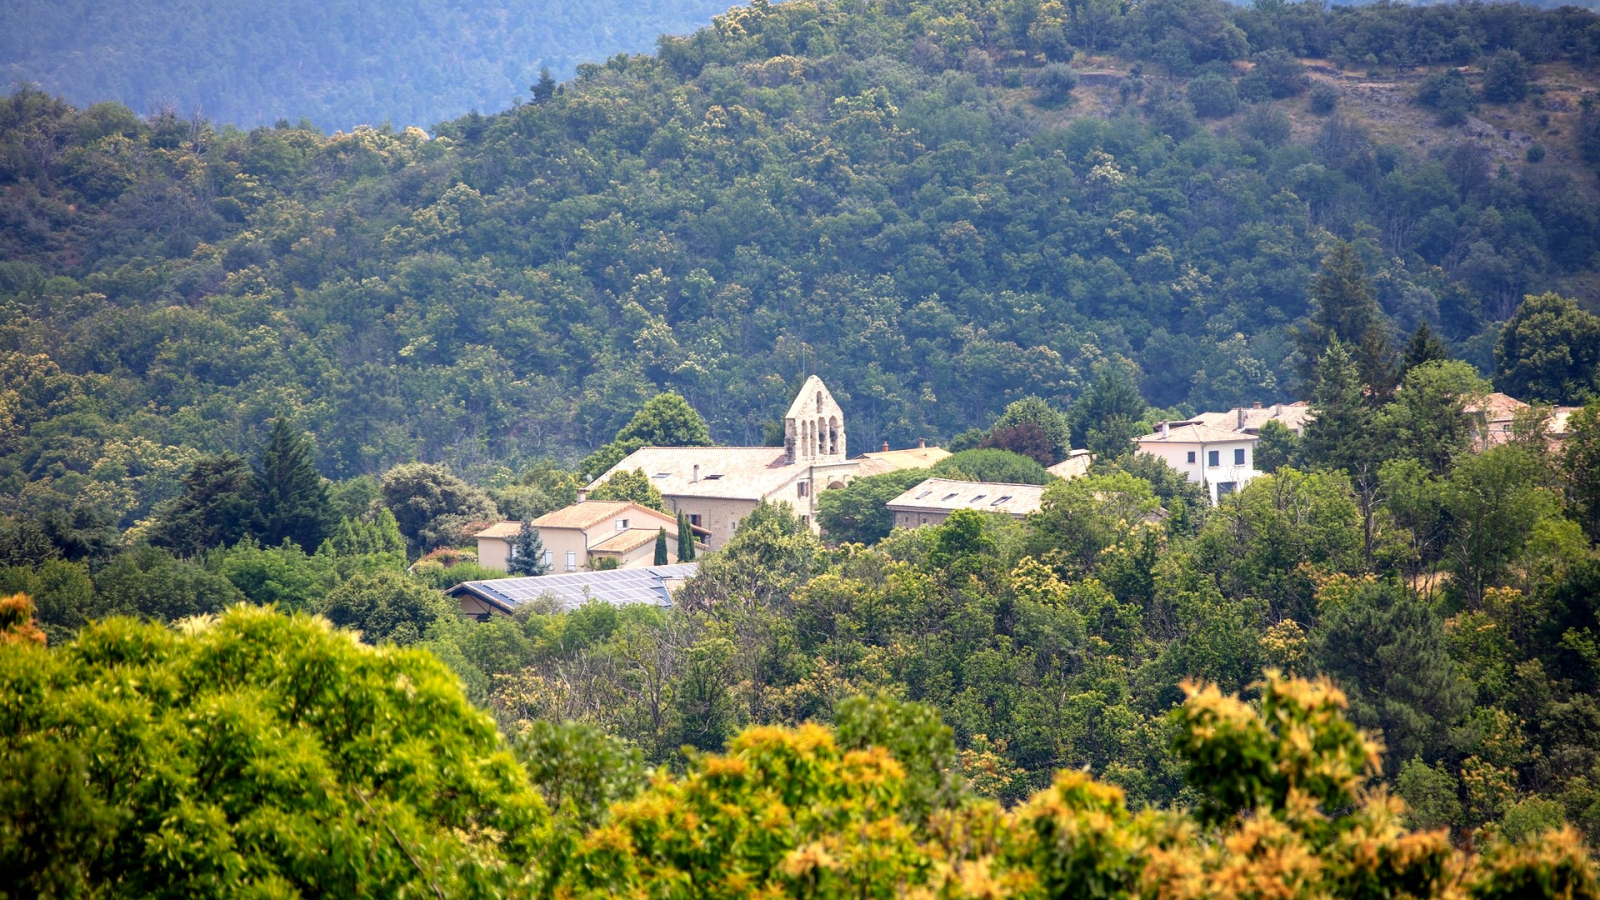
[1401, 322, 1451, 376]
[654, 528, 670, 566]
[1070, 364, 1147, 462]
[1302, 344, 1387, 562]
[251, 419, 334, 552]
[148, 453, 254, 556]
[509, 521, 549, 577]
[1296, 242, 1393, 396]
[1558, 403, 1600, 544]
[676, 510, 696, 562]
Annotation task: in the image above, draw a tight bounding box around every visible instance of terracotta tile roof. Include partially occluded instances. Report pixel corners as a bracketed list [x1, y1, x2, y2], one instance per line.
[852, 445, 951, 476]
[475, 502, 681, 540]
[1189, 404, 1315, 435]
[1047, 449, 1093, 480]
[588, 447, 811, 501]
[589, 529, 664, 554]
[474, 521, 524, 539]
[886, 477, 1048, 518]
[1136, 423, 1261, 444]
[1465, 392, 1531, 421]
[530, 501, 677, 531]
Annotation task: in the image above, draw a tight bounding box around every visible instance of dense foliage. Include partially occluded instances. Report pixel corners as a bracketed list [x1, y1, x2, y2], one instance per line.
[5, 0, 1600, 533]
[5, 597, 1598, 898]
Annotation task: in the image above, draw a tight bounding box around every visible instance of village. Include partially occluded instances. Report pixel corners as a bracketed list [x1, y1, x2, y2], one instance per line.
[447, 375, 1588, 618]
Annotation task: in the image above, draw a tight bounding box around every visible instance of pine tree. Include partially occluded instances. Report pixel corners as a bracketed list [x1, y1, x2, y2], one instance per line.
[531, 67, 557, 103]
[1401, 322, 1450, 375]
[654, 528, 670, 566]
[252, 418, 335, 552]
[509, 521, 549, 576]
[1296, 242, 1394, 396]
[676, 510, 696, 562]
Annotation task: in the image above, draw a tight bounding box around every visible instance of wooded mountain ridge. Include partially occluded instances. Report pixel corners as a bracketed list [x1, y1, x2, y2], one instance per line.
[4, 0, 1600, 530]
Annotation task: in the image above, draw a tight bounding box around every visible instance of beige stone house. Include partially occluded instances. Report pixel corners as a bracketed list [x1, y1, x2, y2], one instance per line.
[885, 477, 1050, 528]
[584, 376, 864, 549]
[472, 501, 704, 573]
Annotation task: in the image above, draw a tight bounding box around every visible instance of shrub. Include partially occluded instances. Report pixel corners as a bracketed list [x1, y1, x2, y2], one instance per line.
[1310, 81, 1339, 114]
[1033, 63, 1078, 104]
[1187, 73, 1239, 118]
[1482, 49, 1531, 103]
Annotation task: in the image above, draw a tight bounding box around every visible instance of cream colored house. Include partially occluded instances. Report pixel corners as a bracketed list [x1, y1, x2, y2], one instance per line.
[1134, 422, 1260, 505]
[886, 477, 1049, 528]
[472, 501, 704, 573]
[585, 376, 865, 549]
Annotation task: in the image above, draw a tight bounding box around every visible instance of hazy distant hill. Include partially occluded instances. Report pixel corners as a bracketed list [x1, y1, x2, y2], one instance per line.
[0, 0, 734, 130]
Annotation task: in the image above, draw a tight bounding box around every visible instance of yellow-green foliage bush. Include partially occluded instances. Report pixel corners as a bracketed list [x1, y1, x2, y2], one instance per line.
[3, 602, 1596, 900]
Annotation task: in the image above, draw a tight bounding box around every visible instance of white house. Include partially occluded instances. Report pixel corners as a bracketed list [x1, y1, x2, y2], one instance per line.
[1134, 422, 1261, 505]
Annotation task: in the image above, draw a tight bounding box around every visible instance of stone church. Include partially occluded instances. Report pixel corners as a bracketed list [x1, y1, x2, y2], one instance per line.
[582, 376, 860, 549]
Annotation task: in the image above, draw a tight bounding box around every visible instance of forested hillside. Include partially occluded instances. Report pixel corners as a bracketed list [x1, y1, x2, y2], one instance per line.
[0, 0, 734, 130]
[5, 0, 1600, 530]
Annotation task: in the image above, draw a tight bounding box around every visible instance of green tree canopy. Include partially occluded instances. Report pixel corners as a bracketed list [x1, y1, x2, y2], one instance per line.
[933, 448, 1053, 485]
[587, 468, 665, 510]
[0, 606, 550, 898]
[817, 469, 931, 545]
[147, 453, 254, 557]
[379, 462, 499, 554]
[1495, 292, 1600, 405]
[251, 419, 336, 553]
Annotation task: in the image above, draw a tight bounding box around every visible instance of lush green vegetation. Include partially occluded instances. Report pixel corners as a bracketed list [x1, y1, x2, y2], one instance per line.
[7, 0, 1600, 887]
[6, 597, 1600, 898]
[6, 0, 1600, 534]
[0, 0, 737, 130]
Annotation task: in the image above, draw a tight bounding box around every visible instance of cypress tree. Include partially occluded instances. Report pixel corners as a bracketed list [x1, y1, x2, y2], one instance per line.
[252, 418, 335, 552]
[509, 521, 549, 576]
[676, 510, 696, 562]
[654, 528, 670, 566]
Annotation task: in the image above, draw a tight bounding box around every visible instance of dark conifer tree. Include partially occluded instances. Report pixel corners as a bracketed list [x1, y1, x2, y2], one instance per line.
[251, 418, 335, 552]
[509, 520, 549, 576]
[676, 510, 696, 562]
[654, 528, 670, 566]
[1400, 322, 1451, 376]
[1297, 242, 1394, 397]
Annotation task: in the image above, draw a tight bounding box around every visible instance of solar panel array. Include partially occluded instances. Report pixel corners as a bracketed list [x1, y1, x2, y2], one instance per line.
[453, 563, 699, 612]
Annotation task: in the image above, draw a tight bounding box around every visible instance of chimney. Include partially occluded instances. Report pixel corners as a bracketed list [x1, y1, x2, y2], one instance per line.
[1160, 421, 1170, 438]
[883, 441, 890, 452]
[1252, 401, 1262, 409]
[1237, 408, 1247, 429]
[692, 464, 700, 483]
[1274, 403, 1281, 416]
[918, 438, 926, 449]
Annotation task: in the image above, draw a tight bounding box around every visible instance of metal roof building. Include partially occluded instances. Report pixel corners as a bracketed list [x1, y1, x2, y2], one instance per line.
[447, 563, 698, 619]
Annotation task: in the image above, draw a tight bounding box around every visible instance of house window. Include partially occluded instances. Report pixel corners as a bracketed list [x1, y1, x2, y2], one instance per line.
[1208, 450, 1220, 467]
[798, 481, 809, 497]
[1233, 448, 1246, 466]
[564, 551, 577, 572]
[1217, 481, 1238, 498]
[542, 550, 552, 567]
[1186, 451, 1196, 464]
[616, 519, 628, 530]
[689, 514, 702, 526]
[801, 515, 810, 527]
